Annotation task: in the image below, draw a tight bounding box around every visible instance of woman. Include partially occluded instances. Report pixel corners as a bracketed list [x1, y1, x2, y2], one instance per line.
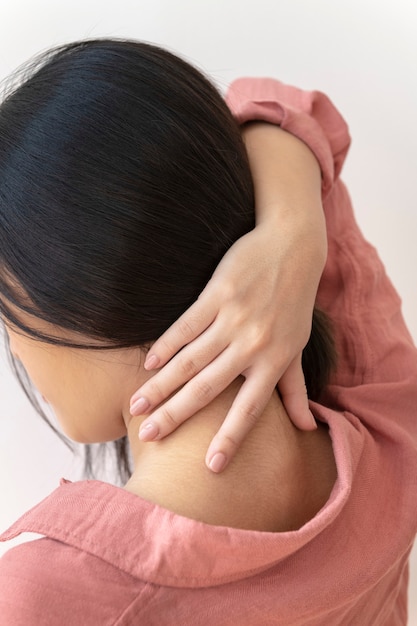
[0, 39, 416, 625]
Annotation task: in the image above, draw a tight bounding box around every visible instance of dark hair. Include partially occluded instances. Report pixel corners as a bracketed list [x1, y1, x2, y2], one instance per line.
[0, 39, 336, 483]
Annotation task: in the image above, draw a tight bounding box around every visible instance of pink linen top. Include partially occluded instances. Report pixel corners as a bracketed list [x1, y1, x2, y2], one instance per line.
[0, 78, 416, 626]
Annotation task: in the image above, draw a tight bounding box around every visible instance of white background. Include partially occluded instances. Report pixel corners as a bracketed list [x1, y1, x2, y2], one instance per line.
[0, 0, 416, 620]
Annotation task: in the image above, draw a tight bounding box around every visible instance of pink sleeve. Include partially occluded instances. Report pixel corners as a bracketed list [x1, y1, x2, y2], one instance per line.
[225, 77, 351, 198]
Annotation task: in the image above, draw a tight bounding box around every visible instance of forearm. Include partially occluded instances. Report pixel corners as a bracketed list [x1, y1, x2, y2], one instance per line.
[242, 122, 327, 270]
[242, 122, 321, 220]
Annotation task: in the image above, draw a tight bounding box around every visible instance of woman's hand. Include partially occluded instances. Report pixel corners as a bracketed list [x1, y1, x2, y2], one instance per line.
[130, 123, 327, 473]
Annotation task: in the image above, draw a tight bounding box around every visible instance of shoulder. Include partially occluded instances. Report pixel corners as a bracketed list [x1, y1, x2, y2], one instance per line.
[0, 536, 138, 625]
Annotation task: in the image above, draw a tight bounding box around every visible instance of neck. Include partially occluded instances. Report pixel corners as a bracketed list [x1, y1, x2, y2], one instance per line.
[123, 379, 336, 532]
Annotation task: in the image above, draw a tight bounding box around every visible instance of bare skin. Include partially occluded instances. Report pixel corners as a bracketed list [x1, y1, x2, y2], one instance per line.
[124, 379, 337, 532]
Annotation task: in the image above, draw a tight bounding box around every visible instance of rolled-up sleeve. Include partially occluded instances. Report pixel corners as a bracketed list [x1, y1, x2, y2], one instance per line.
[225, 77, 351, 198]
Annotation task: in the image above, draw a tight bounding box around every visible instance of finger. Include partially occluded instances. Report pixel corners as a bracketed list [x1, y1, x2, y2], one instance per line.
[277, 356, 317, 431]
[138, 347, 245, 441]
[143, 294, 218, 370]
[130, 328, 228, 413]
[205, 372, 277, 473]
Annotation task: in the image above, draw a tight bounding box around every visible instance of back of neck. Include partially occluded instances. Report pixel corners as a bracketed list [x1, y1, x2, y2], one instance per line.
[124, 380, 336, 532]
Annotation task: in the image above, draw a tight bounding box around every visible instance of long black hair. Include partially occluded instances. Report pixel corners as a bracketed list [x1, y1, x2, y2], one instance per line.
[0, 39, 335, 483]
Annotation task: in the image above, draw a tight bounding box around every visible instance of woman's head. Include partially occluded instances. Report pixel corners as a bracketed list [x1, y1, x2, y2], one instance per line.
[0, 39, 254, 349]
[0, 39, 256, 469]
[0, 39, 335, 476]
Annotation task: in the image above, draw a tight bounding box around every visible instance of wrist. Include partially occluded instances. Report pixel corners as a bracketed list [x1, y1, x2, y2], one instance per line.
[255, 203, 328, 278]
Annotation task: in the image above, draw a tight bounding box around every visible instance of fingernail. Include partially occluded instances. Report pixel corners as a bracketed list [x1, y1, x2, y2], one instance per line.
[208, 452, 227, 473]
[144, 354, 159, 370]
[130, 397, 150, 415]
[309, 410, 318, 429]
[139, 422, 159, 441]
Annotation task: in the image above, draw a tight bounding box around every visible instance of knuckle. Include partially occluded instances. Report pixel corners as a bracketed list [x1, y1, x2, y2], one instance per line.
[179, 357, 198, 379]
[160, 406, 181, 429]
[145, 379, 165, 402]
[221, 432, 241, 453]
[193, 380, 214, 403]
[160, 337, 175, 354]
[238, 401, 262, 429]
[246, 323, 271, 351]
[214, 278, 235, 303]
[177, 318, 195, 340]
